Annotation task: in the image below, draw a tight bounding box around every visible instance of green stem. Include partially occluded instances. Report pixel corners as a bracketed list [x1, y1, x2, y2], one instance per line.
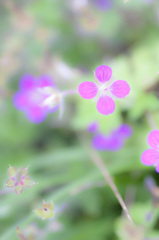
[79, 133, 135, 226]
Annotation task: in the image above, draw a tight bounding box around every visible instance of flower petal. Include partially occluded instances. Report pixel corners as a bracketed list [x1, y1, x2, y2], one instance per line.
[23, 177, 35, 188]
[96, 95, 115, 115]
[155, 164, 159, 173]
[37, 75, 55, 88]
[110, 80, 130, 98]
[6, 179, 15, 188]
[115, 124, 133, 139]
[14, 184, 23, 195]
[26, 106, 47, 123]
[19, 75, 35, 90]
[141, 149, 159, 166]
[13, 92, 29, 111]
[147, 130, 159, 149]
[42, 209, 55, 219]
[106, 133, 124, 151]
[48, 202, 54, 211]
[78, 81, 98, 99]
[42, 201, 54, 211]
[95, 65, 112, 83]
[92, 134, 108, 151]
[34, 208, 44, 219]
[87, 122, 99, 133]
[21, 168, 28, 177]
[92, 133, 123, 151]
[8, 166, 17, 178]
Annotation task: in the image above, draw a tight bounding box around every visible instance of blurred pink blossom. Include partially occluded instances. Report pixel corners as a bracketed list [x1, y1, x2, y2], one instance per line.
[13, 75, 61, 123]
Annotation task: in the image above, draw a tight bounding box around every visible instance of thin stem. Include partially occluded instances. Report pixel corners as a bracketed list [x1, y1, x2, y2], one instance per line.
[62, 90, 78, 97]
[79, 134, 135, 226]
[145, 111, 157, 129]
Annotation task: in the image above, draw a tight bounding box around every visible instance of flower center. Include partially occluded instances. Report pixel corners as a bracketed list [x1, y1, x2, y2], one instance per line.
[29, 90, 43, 104]
[37, 87, 61, 109]
[99, 84, 111, 96]
[15, 170, 23, 183]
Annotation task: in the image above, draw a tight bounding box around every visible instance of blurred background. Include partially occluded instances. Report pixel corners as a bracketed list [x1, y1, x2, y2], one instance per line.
[1, 0, 159, 239]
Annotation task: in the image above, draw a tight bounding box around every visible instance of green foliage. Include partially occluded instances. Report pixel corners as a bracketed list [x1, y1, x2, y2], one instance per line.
[0, 0, 159, 240]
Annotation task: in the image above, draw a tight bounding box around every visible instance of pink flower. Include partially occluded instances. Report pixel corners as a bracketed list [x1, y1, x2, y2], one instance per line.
[141, 130, 159, 173]
[78, 65, 130, 115]
[6, 166, 35, 194]
[13, 75, 61, 123]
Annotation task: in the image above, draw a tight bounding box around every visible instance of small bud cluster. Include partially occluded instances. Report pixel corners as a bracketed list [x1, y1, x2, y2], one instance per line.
[34, 201, 55, 220]
[6, 166, 35, 195]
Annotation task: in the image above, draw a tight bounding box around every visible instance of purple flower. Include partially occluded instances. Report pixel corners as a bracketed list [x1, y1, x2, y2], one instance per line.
[92, 133, 124, 151]
[87, 121, 99, 133]
[92, 124, 132, 151]
[78, 65, 130, 115]
[13, 75, 61, 123]
[141, 130, 159, 173]
[91, 0, 113, 10]
[114, 124, 133, 139]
